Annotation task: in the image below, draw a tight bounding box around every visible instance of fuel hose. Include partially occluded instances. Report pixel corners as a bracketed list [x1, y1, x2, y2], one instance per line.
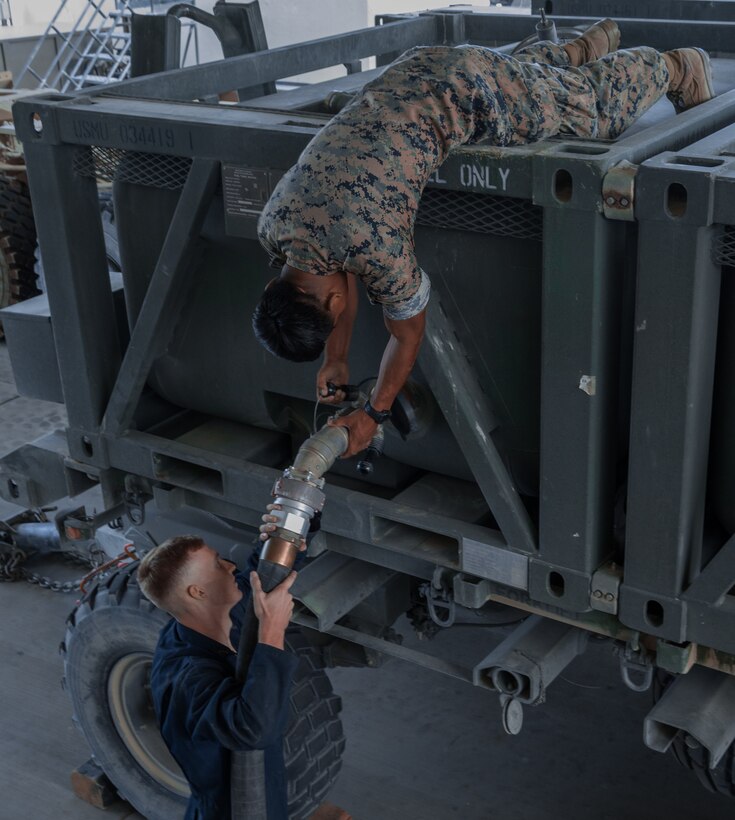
[230, 425, 349, 819]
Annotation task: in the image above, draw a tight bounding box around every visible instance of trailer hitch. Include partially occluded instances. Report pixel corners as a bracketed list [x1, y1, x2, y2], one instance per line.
[473, 615, 589, 735]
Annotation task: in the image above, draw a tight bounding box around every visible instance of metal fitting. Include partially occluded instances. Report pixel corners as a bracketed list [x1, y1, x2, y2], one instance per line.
[260, 424, 349, 568]
[473, 615, 589, 705]
[292, 425, 349, 479]
[645, 666, 735, 768]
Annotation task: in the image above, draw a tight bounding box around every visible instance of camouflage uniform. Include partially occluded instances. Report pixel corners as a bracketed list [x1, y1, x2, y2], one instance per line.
[258, 42, 668, 319]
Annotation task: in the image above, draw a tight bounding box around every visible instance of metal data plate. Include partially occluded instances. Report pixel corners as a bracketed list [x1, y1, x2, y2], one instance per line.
[461, 539, 529, 590]
[222, 165, 273, 236]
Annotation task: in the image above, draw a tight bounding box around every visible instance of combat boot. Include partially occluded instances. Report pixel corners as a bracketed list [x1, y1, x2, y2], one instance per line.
[563, 19, 621, 67]
[663, 48, 715, 113]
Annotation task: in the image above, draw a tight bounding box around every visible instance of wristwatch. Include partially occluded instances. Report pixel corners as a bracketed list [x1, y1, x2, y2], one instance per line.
[363, 398, 391, 424]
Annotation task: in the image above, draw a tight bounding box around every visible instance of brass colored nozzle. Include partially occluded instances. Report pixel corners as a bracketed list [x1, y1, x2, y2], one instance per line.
[260, 536, 300, 569]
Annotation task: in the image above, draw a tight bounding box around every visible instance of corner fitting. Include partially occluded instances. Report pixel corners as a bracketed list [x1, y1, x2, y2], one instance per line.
[590, 561, 623, 614]
[602, 160, 637, 222]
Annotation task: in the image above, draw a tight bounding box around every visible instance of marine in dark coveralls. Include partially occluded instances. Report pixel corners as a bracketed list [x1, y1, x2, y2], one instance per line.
[139, 528, 302, 820]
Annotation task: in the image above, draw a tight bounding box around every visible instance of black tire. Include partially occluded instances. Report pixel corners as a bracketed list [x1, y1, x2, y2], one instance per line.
[0, 173, 40, 316]
[653, 670, 735, 796]
[62, 562, 345, 820]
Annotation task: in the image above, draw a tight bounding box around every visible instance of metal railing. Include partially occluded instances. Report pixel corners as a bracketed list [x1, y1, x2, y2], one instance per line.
[0, 0, 13, 27]
[16, 0, 199, 92]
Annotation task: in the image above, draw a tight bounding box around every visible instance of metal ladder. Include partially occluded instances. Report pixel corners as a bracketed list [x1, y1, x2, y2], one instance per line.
[16, 0, 198, 93]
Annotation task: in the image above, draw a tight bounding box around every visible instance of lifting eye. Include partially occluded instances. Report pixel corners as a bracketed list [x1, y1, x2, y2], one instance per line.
[553, 169, 573, 203]
[645, 600, 665, 627]
[666, 182, 688, 218]
[548, 571, 565, 597]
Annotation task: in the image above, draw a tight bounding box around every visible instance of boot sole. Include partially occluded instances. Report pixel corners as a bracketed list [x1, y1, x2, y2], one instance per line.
[598, 19, 621, 53]
[691, 47, 715, 105]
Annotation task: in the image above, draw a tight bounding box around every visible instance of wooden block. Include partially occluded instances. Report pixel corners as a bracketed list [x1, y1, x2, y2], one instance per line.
[70, 759, 118, 809]
[308, 803, 353, 820]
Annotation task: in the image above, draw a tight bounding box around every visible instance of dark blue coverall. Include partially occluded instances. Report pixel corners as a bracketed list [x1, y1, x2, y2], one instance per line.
[150, 556, 299, 820]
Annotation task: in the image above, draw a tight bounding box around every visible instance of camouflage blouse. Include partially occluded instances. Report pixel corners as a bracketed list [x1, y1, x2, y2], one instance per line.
[257, 42, 667, 319]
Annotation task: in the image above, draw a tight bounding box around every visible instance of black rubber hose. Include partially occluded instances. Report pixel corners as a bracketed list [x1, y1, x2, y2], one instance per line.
[230, 559, 293, 820]
[230, 424, 347, 818]
[235, 559, 293, 681]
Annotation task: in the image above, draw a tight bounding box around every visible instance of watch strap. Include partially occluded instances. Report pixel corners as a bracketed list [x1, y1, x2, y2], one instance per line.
[363, 399, 391, 424]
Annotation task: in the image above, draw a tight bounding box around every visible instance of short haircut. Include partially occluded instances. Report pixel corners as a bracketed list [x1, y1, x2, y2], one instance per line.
[137, 535, 205, 613]
[252, 278, 333, 362]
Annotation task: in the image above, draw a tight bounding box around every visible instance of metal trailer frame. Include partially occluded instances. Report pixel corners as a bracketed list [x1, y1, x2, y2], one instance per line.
[6, 9, 735, 681]
[619, 122, 735, 655]
[547, 0, 735, 21]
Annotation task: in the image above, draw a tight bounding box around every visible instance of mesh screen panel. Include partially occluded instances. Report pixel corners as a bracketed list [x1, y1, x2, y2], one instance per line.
[417, 188, 542, 240]
[74, 148, 544, 241]
[715, 226, 735, 267]
[74, 146, 192, 190]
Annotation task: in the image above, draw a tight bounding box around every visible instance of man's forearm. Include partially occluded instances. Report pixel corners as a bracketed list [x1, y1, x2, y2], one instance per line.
[371, 337, 419, 410]
[327, 308, 426, 457]
[371, 311, 426, 411]
[324, 273, 358, 364]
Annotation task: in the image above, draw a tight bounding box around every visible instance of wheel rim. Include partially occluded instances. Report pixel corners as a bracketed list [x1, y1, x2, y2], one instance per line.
[107, 652, 190, 798]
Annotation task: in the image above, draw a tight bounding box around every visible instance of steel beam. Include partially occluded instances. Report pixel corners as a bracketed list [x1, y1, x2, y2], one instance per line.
[213, 0, 275, 99]
[683, 535, 735, 606]
[548, 0, 735, 20]
[621, 162, 721, 640]
[419, 298, 538, 555]
[98, 16, 439, 101]
[624, 224, 720, 598]
[292, 611, 475, 683]
[101, 158, 220, 436]
[533, 206, 622, 607]
[461, 13, 735, 52]
[23, 141, 121, 446]
[130, 12, 181, 78]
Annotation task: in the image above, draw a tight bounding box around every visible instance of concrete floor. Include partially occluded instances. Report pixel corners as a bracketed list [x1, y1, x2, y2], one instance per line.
[2, 340, 735, 820]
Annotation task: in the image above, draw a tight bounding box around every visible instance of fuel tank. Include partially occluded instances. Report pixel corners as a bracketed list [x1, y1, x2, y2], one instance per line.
[112, 165, 735, 536]
[112, 178, 545, 497]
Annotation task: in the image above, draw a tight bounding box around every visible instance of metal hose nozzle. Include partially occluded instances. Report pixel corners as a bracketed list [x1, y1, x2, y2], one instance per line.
[292, 424, 350, 479]
[261, 424, 349, 566]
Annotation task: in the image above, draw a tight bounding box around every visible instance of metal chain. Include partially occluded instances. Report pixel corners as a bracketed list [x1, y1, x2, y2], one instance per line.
[0, 543, 105, 594]
[0, 546, 27, 582]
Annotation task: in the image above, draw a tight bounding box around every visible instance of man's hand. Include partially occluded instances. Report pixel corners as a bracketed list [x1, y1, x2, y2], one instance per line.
[328, 409, 378, 458]
[250, 570, 297, 650]
[258, 503, 307, 551]
[316, 359, 350, 405]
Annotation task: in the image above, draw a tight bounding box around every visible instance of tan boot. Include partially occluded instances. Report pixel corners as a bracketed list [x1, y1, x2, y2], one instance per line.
[663, 48, 715, 113]
[563, 18, 621, 67]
